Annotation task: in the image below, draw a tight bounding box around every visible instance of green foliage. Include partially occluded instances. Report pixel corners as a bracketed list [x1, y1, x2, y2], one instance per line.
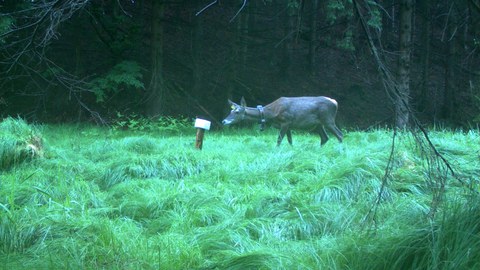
[90, 61, 144, 103]
[366, 0, 382, 32]
[336, 199, 480, 270]
[287, 0, 301, 14]
[287, 0, 300, 9]
[0, 117, 43, 170]
[0, 207, 47, 254]
[111, 113, 191, 133]
[0, 126, 479, 269]
[326, 0, 356, 51]
[326, 0, 353, 25]
[337, 29, 355, 51]
[0, 16, 13, 44]
[325, 0, 382, 51]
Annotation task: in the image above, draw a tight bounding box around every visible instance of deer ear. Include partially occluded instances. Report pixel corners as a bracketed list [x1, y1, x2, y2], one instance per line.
[228, 99, 237, 109]
[240, 97, 246, 107]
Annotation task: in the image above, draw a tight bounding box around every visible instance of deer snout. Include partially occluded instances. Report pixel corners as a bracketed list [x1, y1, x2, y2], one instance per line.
[222, 119, 230, 125]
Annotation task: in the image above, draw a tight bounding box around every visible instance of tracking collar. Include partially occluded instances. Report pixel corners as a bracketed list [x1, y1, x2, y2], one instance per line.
[257, 105, 266, 131]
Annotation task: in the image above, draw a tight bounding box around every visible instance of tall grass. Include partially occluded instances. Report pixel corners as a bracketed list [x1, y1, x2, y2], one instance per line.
[0, 122, 478, 269]
[335, 198, 480, 270]
[0, 117, 43, 170]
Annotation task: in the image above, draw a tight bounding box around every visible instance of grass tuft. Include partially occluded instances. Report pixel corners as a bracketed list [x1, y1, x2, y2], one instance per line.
[0, 207, 47, 254]
[0, 117, 43, 170]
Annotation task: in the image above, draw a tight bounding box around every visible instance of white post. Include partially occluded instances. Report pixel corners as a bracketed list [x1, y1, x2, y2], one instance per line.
[194, 118, 211, 150]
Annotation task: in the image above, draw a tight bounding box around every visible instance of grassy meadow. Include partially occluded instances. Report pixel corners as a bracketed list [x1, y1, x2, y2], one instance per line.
[1, 118, 480, 269]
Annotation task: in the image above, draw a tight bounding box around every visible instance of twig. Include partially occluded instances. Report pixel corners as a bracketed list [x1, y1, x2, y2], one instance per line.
[229, 0, 248, 23]
[116, 0, 132, 17]
[196, 0, 218, 16]
[363, 127, 397, 231]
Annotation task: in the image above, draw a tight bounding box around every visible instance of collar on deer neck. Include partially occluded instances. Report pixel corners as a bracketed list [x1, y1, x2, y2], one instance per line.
[256, 105, 266, 131]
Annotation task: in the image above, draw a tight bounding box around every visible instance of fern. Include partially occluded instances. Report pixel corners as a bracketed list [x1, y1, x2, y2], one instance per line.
[90, 61, 144, 102]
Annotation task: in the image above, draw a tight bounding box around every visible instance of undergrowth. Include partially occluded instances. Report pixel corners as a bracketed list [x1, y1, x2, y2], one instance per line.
[0, 120, 479, 269]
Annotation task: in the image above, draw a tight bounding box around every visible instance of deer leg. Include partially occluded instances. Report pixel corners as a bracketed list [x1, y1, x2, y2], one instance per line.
[277, 126, 289, 146]
[325, 122, 343, 143]
[277, 131, 284, 146]
[286, 130, 293, 145]
[318, 126, 329, 146]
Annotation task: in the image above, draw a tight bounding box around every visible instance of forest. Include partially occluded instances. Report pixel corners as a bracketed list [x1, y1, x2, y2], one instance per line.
[0, 0, 479, 128]
[1, 1, 480, 269]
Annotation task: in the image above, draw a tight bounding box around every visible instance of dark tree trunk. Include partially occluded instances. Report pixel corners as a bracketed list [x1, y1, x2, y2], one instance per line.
[308, 0, 319, 74]
[240, 6, 250, 73]
[396, 0, 414, 128]
[418, 0, 431, 116]
[191, 11, 203, 112]
[441, 8, 458, 121]
[147, 0, 165, 116]
[279, 0, 295, 79]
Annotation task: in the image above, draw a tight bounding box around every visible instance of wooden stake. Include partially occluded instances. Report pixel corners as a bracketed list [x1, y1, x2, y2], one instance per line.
[194, 118, 211, 150]
[195, 128, 205, 150]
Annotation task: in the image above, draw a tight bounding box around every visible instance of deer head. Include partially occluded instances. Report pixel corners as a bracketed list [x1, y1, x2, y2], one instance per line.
[222, 97, 247, 125]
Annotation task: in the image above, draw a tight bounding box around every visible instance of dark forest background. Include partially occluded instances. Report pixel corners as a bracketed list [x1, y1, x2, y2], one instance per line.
[0, 0, 479, 128]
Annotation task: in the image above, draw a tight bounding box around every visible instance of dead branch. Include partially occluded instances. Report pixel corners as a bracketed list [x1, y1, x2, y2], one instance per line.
[196, 0, 219, 16]
[229, 0, 248, 23]
[196, 0, 249, 23]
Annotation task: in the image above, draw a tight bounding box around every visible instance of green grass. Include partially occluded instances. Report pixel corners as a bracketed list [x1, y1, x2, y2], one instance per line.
[0, 121, 479, 269]
[0, 117, 43, 170]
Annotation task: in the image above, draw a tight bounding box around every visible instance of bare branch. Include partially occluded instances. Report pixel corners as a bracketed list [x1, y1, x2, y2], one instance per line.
[229, 0, 248, 23]
[196, 0, 218, 16]
[196, 0, 249, 24]
[117, 0, 133, 18]
[0, 0, 103, 122]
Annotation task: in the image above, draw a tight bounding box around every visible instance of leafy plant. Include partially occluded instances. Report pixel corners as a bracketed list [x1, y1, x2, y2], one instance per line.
[337, 29, 355, 51]
[0, 16, 13, 44]
[90, 61, 144, 103]
[326, 0, 353, 25]
[111, 112, 191, 133]
[366, 0, 382, 32]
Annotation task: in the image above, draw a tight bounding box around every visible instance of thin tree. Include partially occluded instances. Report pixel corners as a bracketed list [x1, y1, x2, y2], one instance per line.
[147, 0, 166, 116]
[396, 0, 413, 128]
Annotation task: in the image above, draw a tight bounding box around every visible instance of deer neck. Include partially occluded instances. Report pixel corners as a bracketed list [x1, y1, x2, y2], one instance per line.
[245, 106, 268, 130]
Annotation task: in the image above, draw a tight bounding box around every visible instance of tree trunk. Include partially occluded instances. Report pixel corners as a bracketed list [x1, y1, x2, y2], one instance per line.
[308, 0, 319, 74]
[441, 7, 458, 121]
[147, 0, 165, 116]
[396, 0, 413, 128]
[240, 6, 250, 73]
[191, 11, 203, 113]
[279, 0, 295, 80]
[418, 0, 431, 116]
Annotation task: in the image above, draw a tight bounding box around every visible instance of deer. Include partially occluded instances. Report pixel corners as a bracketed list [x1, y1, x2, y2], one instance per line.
[222, 96, 343, 146]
